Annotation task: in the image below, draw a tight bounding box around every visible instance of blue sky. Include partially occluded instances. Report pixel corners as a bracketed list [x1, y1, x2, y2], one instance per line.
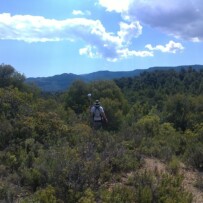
[0, 0, 203, 77]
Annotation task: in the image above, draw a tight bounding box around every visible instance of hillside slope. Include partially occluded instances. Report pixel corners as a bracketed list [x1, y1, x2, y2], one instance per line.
[26, 65, 203, 92]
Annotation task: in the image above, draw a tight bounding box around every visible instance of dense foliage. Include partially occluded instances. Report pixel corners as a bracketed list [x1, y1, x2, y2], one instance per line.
[0, 64, 202, 202]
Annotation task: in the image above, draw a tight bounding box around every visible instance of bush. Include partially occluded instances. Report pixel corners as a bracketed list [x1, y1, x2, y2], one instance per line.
[157, 174, 193, 203]
[133, 115, 160, 138]
[100, 185, 136, 203]
[168, 156, 180, 175]
[195, 174, 203, 191]
[184, 142, 203, 170]
[126, 171, 193, 203]
[34, 185, 57, 203]
[78, 188, 96, 203]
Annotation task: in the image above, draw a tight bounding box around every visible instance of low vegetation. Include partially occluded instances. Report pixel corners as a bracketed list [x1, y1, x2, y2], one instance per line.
[0, 63, 202, 202]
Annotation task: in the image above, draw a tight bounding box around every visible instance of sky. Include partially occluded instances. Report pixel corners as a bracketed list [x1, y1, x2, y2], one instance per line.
[0, 0, 203, 77]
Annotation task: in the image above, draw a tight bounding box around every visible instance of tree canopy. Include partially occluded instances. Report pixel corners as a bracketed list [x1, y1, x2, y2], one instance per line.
[0, 64, 25, 89]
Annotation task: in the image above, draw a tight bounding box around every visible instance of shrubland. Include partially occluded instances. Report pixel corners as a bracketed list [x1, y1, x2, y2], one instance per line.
[0, 64, 202, 202]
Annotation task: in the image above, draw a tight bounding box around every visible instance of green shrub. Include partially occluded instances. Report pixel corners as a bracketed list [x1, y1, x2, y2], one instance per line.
[35, 185, 57, 203]
[0, 182, 6, 200]
[194, 174, 203, 191]
[168, 156, 180, 175]
[137, 186, 153, 203]
[184, 142, 203, 170]
[78, 188, 96, 203]
[157, 174, 192, 203]
[20, 168, 44, 191]
[100, 185, 136, 203]
[133, 115, 160, 138]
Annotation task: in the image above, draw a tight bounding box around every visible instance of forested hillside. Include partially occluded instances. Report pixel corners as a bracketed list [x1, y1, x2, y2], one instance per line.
[0, 64, 203, 202]
[26, 65, 203, 92]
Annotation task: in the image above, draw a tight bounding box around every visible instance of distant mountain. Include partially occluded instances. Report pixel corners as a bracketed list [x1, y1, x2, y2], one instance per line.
[26, 65, 203, 92]
[26, 70, 144, 92]
[27, 73, 81, 92]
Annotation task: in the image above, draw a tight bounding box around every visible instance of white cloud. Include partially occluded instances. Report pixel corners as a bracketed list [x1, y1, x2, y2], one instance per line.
[0, 13, 154, 61]
[79, 46, 153, 62]
[145, 41, 184, 53]
[72, 10, 91, 16]
[118, 21, 142, 44]
[118, 49, 153, 58]
[0, 13, 114, 44]
[98, 0, 130, 13]
[98, 0, 203, 42]
[72, 10, 85, 16]
[79, 46, 100, 58]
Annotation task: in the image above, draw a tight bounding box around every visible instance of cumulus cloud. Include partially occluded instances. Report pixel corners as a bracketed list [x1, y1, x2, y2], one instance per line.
[98, 0, 130, 13]
[145, 41, 184, 53]
[72, 10, 85, 16]
[98, 0, 203, 42]
[79, 46, 100, 58]
[79, 46, 153, 62]
[118, 21, 142, 44]
[117, 49, 153, 58]
[0, 13, 152, 61]
[72, 10, 91, 16]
